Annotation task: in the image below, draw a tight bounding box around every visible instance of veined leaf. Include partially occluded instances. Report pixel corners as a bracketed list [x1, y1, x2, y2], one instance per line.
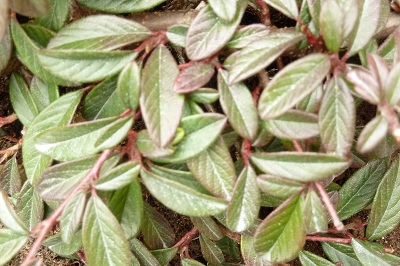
[35, 0, 70, 31]
[0, 191, 28, 234]
[254, 194, 305, 263]
[251, 152, 349, 182]
[95, 161, 140, 191]
[0, 155, 22, 196]
[199, 234, 225, 264]
[43, 232, 82, 257]
[136, 130, 175, 159]
[140, 46, 184, 147]
[226, 29, 304, 84]
[357, 115, 388, 153]
[304, 190, 328, 234]
[35, 116, 133, 161]
[352, 239, 400, 266]
[258, 53, 330, 119]
[0, 229, 29, 266]
[367, 154, 400, 240]
[322, 242, 362, 266]
[129, 238, 161, 266]
[299, 251, 336, 266]
[166, 25, 188, 47]
[227, 166, 260, 232]
[0, 25, 11, 73]
[16, 182, 44, 231]
[218, 69, 259, 140]
[83, 194, 132, 266]
[174, 62, 215, 94]
[38, 49, 136, 83]
[241, 235, 273, 266]
[346, 68, 380, 105]
[22, 90, 82, 183]
[227, 24, 270, 49]
[337, 158, 387, 220]
[319, 0, 343, 52]
[48, 15, 150, 50]
[182, 258, 206, 266]
[10, 0, 50, 17]
[186, 2, 246, 61]
[22, 24, 55, 47]
[76, 0, 166, 13]
[208, 0, 237, 22]
[191, 217, 224, 241]
[384, 60, 400, 106]
[189, 88, 219, 104]
[338, 0, 359, 39]
[30, 76, 59, 113]
[151, 248, 178, 266]
[141, 169, 228, 216]
[60, 190, 86, 244]
[257, 175, 303, 199]
[263, 0, 299, 19]
[117, 61, 141, 111]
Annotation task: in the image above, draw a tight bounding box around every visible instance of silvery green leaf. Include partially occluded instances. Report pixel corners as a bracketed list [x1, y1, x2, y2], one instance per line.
[262, 0, 299, 19]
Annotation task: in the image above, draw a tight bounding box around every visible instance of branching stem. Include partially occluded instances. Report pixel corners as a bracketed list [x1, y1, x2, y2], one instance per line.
[306, 235, 351, 244]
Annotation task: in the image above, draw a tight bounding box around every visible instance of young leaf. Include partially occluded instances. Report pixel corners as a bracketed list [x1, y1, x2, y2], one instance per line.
[303, 190, 328, 234]
[140, 169, 228, 216]
[22, 90, 82, 183]
[117, 61, 141, 111]
[299, 251, 336, 266]
[186, 2, 245, 61]
[251, 152, 349, 182]
[0, 229, 29, 265]
[38, 49, 137, 83]
[227, 166, 260, 232]
[200, 234, 225, 264]
[47, 15, 150, 50]
[241, 235, 273, 266]
[174, 62, 215, 94]
[189, 88, 219, 104]
[257, 175, 303, 199]
[227, 24, 270, 49]
[16, 182, 44, 231]
[191, 217, 224, 241]
[218, 69, 259, 140]
[346, 68, 380, 105]
[384, 61, 400, 106]
[337, 158, 387, 220]
[10, 0, 50, 17]
[35, 116, 133, 161]
[263, 0, 299, 19]
[35, 0, 70, 31]
[357, 115, 388, 153]
[319, 0, 343, 52]
[30, 76, 59, 113]
[0, 155, 22, 196]
[59, 190, 86, 244]
[352, 239, 400, 266]
[76, 0, 166, 13]
[95, 161, 140, 191]
[166, 25, 188, 47]
[140, 46, 184, 147]
[367, 154, 400, 240]
[258, 53, 330, 119]
[142, 202, 175, 250]
[254, 194, 305, 263]
[319, 77, 355, 156]
[129, 238, 161, 266]
[0, 25, 11, 73]
[0, 191, 28, 234]
[83, 194, 132, 266]
[21, 24, 55, 47]
[226, 29, 304, 84]
[136, 130, 175, 159]
[151, 248, 178, 266]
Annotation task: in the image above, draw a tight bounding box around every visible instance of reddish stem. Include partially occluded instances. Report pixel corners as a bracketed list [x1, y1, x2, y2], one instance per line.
[306, 235, 351, 244]
[173, 227, 199, 251]
[0, 114, 18, 127]
[292, 140, 304, 152]
[255, 0, 271, 26]
[241, 139, 252, 166]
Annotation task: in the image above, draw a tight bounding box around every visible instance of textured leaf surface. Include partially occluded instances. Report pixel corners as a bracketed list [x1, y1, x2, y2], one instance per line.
[263, 0, 299, 19]
[129, 238, 161, 266]
[166, 25, 188, 47]
[16, 182, 44, 230]
[30, 76, 59, 113]
[0, 191, 28, 234]
[227, 24, 270, 49]
[182, 258, 205, 266]
[208, 0, 237, 21]
[151, 248, 178, 266]
[352, 239, 400, 266]
[258, 53, 330, 119]
[299, 251, 335, 266]
[189, 88, 219, 104]
[304, 190, 328, 234]
[319, 0, 343, 52]
[10, 0, 50, 17]
[199, 234, 225, 264]
[136, 130, 175, 159]
[0, 155, 22, 196]
[241, 235, 273, 266]
[191, 217, 223, 241]
[95, 161, 140, 191]
[60, 190, 86, 244]
[43, 232, 82, 257]
[0, 25, 11, 73]
[174, 62, 214, 94]
[76, 0, 166, 13]
[322, 242, 362, 266]
[140, 46, 184, 147]
[357, 115, 388, 153]
[35, 0, 70, 31]
[0, 229, 28, 265]
[257, 175, 303, 199]
[117, 61, 141, 111]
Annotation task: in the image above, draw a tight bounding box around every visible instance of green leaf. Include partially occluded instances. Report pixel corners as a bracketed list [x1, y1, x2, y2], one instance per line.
[10, 0, 50, 17]
[338, 0, 359, 39]
[174, 62, 215, 94]
[22, 24, 55, 47]
[384, 60, 400, 106]
[254, 194, 305, 263]
[227, 166, 260, 232]
[83, 194, 132, 266]
[319, 0, 343, 52]
[35, 0, 70, 31]
[43, 232, 82, 257]
[191, 217, 223, 241]
[0, 155, 22, 196]
[0, 25, 11, 73]
[257, 175, 303, 199]
[352, 239, 400, 266]
[187, 137, 236, 199]
[136, 130, 175, 159]
[227, 24, 270, 49]
[95, 161, 140, 191]
[226, 29, 304, 84]
[151, 248, 178, 266]
[129, 238, 161, 266]
[0, 229, 29, 265]
[48, 15, 150, 50]
[16, 182, 44, 230]
[182, 258, 206, 266]
[299, 251, 336, 266]
[59, 190, 86, 244]
[322, 242, 362, 266]
[188, 88, 219, 104]
[117, 61, 141, 111]
[142, 202, 175, 249]
[35, 116, 133, 161]
[241, 235, 273, 266]
[38, 49, 136, 83]
[9, 72, 39, 127]
[140, 46, 184, 147]
[186, 2, 245, 61]
[22, 90, 82, 183]
[166, 25, 188, 47]
[337, 158, 387, 220]
[208, 0, 237, 21]
[140, 169, 228, 216]
[0, 191, 28, 234]
[303, 190, 328, 234]
[218, 69, 259, 140]
[200, 234, 225, 264]
[263, 0, 299, 19]
[0, 0, 8, 41]
[367, 154, 400, 239]
[319, 77, 355, 156]
[30, 76, 59, 113]
[258, 53, 330, 119]
[83, 75, 125, 120]
[251, 152, 349, 182]
[76, 0, 166, 13]
[357, 115, 388, 153]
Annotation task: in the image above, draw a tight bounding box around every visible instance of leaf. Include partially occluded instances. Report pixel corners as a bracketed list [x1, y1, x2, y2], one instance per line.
[154, 113, 227, 164]
[43, 232, 82, 257]
[0, 155, 22, 196]
[182, 258, 206, 266]
[166, 25, 188, 47]
[322, 242, 362, 266]
[38, 49, 136, 83]
[346, 68, 380, 105]
[254, 194, 305, 263]
[352, 239, 400, 266]
[251, 152, 349, 182]
[384, 60, 400, 106]
[59, 190, 86, 244]
[9, 72, 39, 127]
[186, 2, 245, 61]
[83, 75, 125, 120]
[337, 158, 387, 220]
[227, 24, 270, 49]
[22, 24, 55, 48]
[136, 130, 175, 159]
[257, 175, 303, 199]
[140, 46, 184, 147]
[129, 238, 161, 266]
[0, 25, 11, 73]
[30, 76, 59, 113]
[338, 0, 359, 39]
[191, 217, 224, 241]
[95, 161, 140, 191]
[83, 194, 132, 266]
[142, 202, 175, 250]
[140, 169, 228, 216]
[263, 0, 299, 19]
[227, 166, 260, 232]
[208, 0, 237, 22]
[35, 0, 70, 31]
[319, 77, 355, 156]
[218, 69, 259, 140]
[0, 0, 8, 41]
[241, 235, 273, 266]
[16, 182, 44, 230]
[0, 229, 29, 265]
[48, 15, 150, 50]
[22, 90, 82, 183]
[226, 29, 305, 84]
[76, 0, 166, 13]
[10, 0, 50, 17]
[174, 62, 215, 94]
[151, 248, 178, 266]
[357, 115, 388, 153]
[303, 190, 328, 234]
[189, 88, 219, 104]
[200, 234, 225, 264]
[258, 53, 330, 119]
[367, 154, 400, 239]
[0, 191, 28, 234]
[266, 110, 319, 140]
[117, 61, 141, 111]
[319, 0, 343, 52]
[299, 251, 336, 266]
[35, 116, 133, 161]
[187, 137, 236, 199]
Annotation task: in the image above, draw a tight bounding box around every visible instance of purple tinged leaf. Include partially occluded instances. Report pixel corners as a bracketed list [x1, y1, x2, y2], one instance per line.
[303, 190, 328, 234]
[338, 0, 359, 39]
[0, 25, 11, 73]
[367, 53, 390, 89]
[0, 191, 28, 234]
[307, 0, 321, 29]
[117, 61, 141, 112]
[319, 0, 343, 52]
[0, 229, 29, 265]
[76, 0, 166, 13]
[384, 61, 400, 106]
[199, 234, 225, 264]
[174, 62, 215, 93]
[0, 155, 22, 196]
[257, 175, 303, 199]
[263, 0, 299, 19]
[357, 115, 388, 153]
[251, 120, 274, 147]
[227, 24, 270, 49]
[346, 68, 380, 104]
